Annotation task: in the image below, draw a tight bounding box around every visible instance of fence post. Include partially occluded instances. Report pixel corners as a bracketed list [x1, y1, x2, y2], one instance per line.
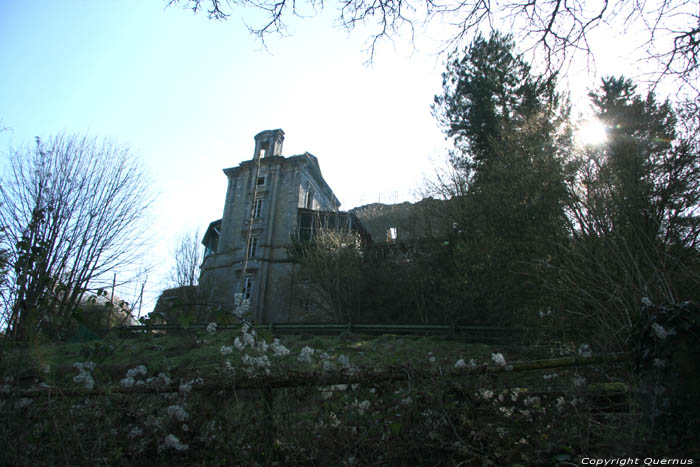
[262, 384, 274, 458]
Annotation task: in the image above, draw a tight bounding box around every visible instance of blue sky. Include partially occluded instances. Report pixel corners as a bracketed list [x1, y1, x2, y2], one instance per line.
[0, 0, 680, 312]
[0, 1, 448, 310]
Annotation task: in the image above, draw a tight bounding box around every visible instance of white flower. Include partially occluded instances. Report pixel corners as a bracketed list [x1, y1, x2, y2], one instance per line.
[353, 399, 371, 414]
[126, 365, 147, 378]
[499, 406, 514, 417]
[72, 361, 96, 390]
[577, 344, 592, 357]
[651, 323, 675, 340]
[128, 426, 143, 439]
[163, 434, 188, 451]
[233, 294, 250, 317]
[298, 346, 315, 363]
[523, 395, 540, 408]
[256, 339, 269, 353]
[206, 322, 217, 335]
[120, 376, 135, 388]
[166, 405, 189, 421]
[491, 353, 506, 367]
[242, 332, 255, 348]
[510, 388, 521, 401]
[220, 345, 233, 355]
[233, 337, 245, 350]
[179, 381, 192, 394]
[427, 352, 436, 364]
[455, 359, 467, 369]
[327, 411, 341, 427]
[338, 354, 350, 367]
[16, 398, 32, 408]
[555, 396, 566, 412]
[242, 354, 271, 373]
[270, 339, 290, 357]
[478, 388, 494, 400]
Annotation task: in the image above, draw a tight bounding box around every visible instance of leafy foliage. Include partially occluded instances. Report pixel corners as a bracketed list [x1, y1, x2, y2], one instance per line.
[431, 31, 571, 325]
[631, 299, 700, 450]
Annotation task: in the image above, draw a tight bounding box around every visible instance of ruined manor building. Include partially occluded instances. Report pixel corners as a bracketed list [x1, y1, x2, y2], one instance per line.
[199, 129, 363, 323]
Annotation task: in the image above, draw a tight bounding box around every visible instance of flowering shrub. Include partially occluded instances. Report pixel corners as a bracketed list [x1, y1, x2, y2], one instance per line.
[297, 346, 315, 363]
[162, 433, 188, 451]
[120, 365, 148, 387]
[72, 361, 96, 390]
[491, 352, 506, 366]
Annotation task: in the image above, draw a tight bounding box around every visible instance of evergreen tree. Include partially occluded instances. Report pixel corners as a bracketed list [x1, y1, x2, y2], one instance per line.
[558, 76, 700, 349]
[432, 32, 571, 325]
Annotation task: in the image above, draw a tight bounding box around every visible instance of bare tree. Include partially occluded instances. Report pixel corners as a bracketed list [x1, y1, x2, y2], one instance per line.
[0, 134, 155, 339]
[168, 228, 202, 288]
[289, 227, 366, 323]
[167, 0, 699, 90]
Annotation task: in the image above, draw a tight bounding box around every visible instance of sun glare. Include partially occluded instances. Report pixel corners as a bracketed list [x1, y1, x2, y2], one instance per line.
[576, 119, 608, 146]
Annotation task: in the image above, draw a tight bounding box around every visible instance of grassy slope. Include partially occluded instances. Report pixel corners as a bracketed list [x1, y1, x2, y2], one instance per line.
[2, 328, 611, 395]
[1, 330, 647, 466]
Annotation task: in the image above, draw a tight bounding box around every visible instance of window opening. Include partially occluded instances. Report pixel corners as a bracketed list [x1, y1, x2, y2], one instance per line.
[248, 236, 258, 258]
[242, 276, 254, 300]
[298, 297, 312, 312]
[305, 188, 314, 209]
[257, 176, 266, 186]
[387, 227, 398, 243]
[254, 198, 264, 218]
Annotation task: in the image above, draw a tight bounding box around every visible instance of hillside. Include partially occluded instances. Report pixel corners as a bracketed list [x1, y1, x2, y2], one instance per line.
[0, 328, 652, 466]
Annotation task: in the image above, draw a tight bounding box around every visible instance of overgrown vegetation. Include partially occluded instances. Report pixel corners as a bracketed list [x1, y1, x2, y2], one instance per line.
[0, 322, 668, 466]
[2, 14, 699, 464]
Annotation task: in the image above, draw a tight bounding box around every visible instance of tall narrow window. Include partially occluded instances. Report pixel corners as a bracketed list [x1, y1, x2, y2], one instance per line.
[254, 198, 264, 218]
[247, 236, 258, 258]
[305, 188, 314, 209]
[243, 276, 254, 300]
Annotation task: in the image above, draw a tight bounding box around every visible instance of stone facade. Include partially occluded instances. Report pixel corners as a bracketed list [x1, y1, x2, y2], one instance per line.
[199, 129, 347, 323]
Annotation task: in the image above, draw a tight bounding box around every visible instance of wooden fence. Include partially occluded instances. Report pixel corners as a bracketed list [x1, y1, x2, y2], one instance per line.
[117, 322, 527, 343]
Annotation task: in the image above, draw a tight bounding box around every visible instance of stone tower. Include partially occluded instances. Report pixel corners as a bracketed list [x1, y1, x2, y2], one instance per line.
[199, 129, 344, 323]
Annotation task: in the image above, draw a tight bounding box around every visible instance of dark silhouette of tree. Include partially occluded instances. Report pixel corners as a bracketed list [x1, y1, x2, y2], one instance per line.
[166, 0, 699, 90]
[553, 76, 700, 350]
[168, 228, 202, 288]
[429, 32, 571, 324]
